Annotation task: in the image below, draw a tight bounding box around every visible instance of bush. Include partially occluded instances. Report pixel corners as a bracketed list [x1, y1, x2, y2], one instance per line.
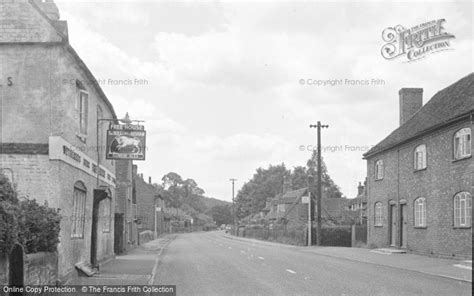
[0, 175, 61, 255]
[18, 199, 61, 253]
[0, 176, 20, 254]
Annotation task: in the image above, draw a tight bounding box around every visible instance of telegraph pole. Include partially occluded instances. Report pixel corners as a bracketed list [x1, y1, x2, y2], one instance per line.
[229, 178, 237, 235]
[310, 121, 329, 246]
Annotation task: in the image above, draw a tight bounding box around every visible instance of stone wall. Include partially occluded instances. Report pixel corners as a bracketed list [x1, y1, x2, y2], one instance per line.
[25, 252, 58, 285]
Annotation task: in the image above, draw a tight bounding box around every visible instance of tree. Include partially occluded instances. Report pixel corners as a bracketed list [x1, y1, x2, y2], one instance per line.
[206, 205, 233, 226]
[306, 150, 343, 198]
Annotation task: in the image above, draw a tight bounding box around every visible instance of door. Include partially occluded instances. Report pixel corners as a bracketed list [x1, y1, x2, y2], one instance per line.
[9, 243, 24, 291]
[389, 205, 396, 246]
[114, 213, 124, 254]
[91, 190, 108, 268]
[400, 204, 407, 248]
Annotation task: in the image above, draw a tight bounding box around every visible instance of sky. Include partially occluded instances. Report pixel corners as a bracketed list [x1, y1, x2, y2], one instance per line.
[56, 0, 473, 202]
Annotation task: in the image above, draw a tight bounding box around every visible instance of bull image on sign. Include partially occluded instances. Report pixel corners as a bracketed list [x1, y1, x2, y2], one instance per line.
[106, 124, 146, 160]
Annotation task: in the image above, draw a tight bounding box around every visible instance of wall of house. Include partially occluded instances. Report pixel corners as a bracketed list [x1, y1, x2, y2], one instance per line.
[0, 2, 118, 281]
[367, 120, 473, 258]
[134, 174, 156, 232]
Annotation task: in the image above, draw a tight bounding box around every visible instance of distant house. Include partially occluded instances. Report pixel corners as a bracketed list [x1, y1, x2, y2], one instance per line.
[132, 166, 169, 240]
[262, 185, 352, 227]
[347, 181, 367, 224]
[363, 74, 473, 259]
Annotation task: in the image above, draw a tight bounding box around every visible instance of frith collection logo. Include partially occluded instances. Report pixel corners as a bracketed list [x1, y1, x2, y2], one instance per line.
[381, 19, 455, 62]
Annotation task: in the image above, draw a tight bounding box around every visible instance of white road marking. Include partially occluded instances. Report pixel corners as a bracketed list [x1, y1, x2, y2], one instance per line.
[453, 264, 472, 270]
[286, 269, 296, 274]
[258, 256, 265, 260]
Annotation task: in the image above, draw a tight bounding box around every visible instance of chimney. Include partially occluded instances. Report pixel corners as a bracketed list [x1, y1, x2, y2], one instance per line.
[149, 176, 152, 184]
[399, 88, 423, 126]
[357, 182, 364, 196]
[34, 0, 60, 21]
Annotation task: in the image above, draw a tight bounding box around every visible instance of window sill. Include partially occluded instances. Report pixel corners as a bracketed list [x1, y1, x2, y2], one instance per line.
[414, 167, 427, 173]
[374, 178, 384, 182]
[71, 235, 84, 239]
[452, 155, 471, 163]
[374, 225, 383, 228]
[453, 226, 471, 229]
[414, 226, 427, 229]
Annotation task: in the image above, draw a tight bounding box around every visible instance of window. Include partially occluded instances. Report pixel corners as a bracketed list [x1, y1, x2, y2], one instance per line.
[454, 128, 471, 160]
[79, 91, 89, 135]
[72, 181, 87, 238]
[414, 145, 427, 170]
[375, 160, 384, 180]
[374, 202, 383, 226]
[277, 204, 286, 213]
[454, 192, 472, 227]
[102, 198, 111, 232]
[414, 197, 426, 227]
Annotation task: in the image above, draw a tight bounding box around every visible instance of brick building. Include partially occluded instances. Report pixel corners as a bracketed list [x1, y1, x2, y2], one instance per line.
[132, 166, 168, 239]
[347, 181, 367, 224]
[114, 160, 138, 253]
[363, 74, 473, 259]
[0, 0, 118, 282]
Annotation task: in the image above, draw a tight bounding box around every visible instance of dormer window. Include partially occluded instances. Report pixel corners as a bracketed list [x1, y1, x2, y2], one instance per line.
[414, 144, 427, 170]
[375, 160, 384, 180]
[454, 128, 471, 160]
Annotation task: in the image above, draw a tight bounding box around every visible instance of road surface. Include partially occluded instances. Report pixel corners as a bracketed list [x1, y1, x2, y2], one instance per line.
[153, 231, 471, 296]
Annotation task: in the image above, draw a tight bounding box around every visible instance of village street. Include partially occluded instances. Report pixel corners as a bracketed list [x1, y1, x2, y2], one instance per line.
[123, 232, 472, 296]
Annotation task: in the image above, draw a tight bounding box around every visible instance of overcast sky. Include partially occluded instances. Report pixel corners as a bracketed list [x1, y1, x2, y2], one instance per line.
[56, 0, 473, 202]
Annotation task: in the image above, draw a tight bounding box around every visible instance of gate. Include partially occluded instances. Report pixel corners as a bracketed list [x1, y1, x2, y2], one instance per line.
[9, 243, 24, 293]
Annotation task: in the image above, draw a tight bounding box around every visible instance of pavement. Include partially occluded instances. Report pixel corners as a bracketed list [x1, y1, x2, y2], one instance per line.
[71, 235, 175, 286]
[71, 231, 472, 296]
[224, 233, 472, 283]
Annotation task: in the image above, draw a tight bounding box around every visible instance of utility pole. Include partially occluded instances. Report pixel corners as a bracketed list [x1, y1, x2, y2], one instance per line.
[307, 174, 314, 246]
[310, 121, 329, 246]
[230, 178, 237, 235]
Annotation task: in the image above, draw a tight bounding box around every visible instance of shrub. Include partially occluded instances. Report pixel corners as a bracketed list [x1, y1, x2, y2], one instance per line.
[0, 175, 61, 255]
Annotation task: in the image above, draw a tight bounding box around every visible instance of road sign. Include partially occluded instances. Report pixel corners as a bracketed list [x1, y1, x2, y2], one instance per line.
[301, 195, 310, 204]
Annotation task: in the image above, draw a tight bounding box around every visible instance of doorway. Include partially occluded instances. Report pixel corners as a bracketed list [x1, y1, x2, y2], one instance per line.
[91, 189, 108, 268]
[389, 204, 397, 247]
[400, 204, 407, 248]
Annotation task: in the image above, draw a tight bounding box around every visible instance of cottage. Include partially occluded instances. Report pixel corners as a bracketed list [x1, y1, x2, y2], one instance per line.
[0, 0, 119, 281]
[363, 73, 473, 259]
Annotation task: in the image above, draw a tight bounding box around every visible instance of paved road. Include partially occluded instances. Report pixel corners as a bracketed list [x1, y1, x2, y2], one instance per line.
[153, 231, 471, 296]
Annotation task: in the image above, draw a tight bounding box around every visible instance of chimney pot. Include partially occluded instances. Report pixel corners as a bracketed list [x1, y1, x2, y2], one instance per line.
[149, 177, 152, 184]
[357, 182, 364, 196]
[399, 88, 423, 126]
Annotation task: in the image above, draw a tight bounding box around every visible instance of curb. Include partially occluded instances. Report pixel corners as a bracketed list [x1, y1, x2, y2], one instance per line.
[223, 234, 472, 283]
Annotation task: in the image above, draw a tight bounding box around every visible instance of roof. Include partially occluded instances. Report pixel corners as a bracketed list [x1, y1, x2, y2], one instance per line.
[278, 188, 308, 203]
[25, 0, 118, 121]
[364, 73, 474, 158]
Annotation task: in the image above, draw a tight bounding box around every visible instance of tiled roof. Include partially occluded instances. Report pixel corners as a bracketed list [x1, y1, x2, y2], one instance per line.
[364, 73, 474, 158]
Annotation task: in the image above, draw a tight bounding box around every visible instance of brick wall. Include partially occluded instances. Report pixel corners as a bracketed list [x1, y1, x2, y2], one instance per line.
[367, 120, 473, 258]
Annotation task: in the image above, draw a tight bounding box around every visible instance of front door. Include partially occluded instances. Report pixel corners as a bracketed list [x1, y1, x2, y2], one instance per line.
[400, 204, 407, 248]
[389, 205, 396, 246]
